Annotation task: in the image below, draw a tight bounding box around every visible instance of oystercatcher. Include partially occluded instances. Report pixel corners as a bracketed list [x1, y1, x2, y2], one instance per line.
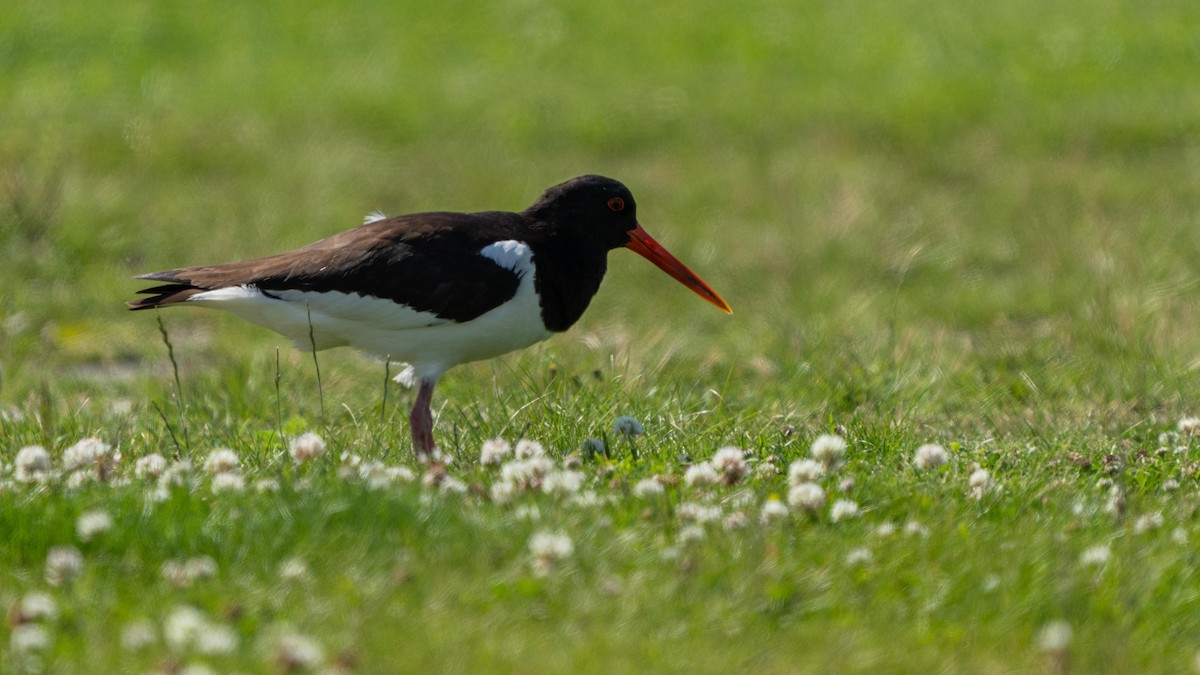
[130, 175, 731, 456]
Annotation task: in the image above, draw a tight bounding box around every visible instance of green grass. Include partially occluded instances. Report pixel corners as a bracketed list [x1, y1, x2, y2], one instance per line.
[4, 0, 1200, 672]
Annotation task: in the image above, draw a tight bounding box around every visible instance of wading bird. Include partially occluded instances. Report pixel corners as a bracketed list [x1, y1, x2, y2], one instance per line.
[130, 175, 731, 456]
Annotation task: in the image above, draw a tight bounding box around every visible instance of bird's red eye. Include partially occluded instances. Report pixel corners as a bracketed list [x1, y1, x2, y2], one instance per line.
[607, 197, 625, 212]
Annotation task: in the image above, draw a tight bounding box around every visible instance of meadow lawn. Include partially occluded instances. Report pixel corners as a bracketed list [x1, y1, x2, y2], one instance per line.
[3, 0, 1200, 672]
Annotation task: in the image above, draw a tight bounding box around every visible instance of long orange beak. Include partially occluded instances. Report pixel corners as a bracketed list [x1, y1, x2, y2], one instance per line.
[624, 224, 732, 313]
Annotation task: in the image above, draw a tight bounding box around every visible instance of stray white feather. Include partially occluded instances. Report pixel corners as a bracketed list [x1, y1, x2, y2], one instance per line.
[363, 211, 388, 225]
[393, 364, 418, 388]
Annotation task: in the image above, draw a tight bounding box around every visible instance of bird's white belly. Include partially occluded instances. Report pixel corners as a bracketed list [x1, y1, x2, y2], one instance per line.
[186, 241, 552, 381]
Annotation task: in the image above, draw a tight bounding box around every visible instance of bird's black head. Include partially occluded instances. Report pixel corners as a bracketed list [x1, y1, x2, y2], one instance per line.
[523, 173, 733, 316]
[523, 175, 639, 250]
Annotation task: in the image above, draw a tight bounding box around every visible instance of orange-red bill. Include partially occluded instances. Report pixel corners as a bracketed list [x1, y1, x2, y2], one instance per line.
[624, 224, 732, 314]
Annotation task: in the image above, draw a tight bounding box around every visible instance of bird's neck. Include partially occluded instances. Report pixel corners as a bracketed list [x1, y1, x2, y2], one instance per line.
[530, 241, 608, 333]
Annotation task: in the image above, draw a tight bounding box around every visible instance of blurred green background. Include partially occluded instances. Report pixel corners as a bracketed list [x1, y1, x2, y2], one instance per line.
[3, 0, 1200, 426]
[5, 3, 1200, 671]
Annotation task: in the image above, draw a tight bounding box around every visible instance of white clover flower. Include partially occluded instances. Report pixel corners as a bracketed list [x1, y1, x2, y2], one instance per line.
[632, 477, 664, 497]
[612, 416, 645, 437]
[14, 445, 52, 482]
[439, 476, 468, 494]
[45, 546, 83, 586]
[158, 460, 193, 491]
[274, 632, 325, 671]
[514, 439, 547, 459]
[968, 468, 993, 499]
[162, 557, 218, 588]
[211, 472, 246, 493]
[723, 511, 749, 530]
[10, 623, 51, 653]
[357, 461, 414, 489]
[755, 460, 779, 480]
[788, 458, 824, 485]
[64, 469, 94, 490]
[76, 509, 114, 541]
[203, 448, 239, 475]
[164, 606, 208, 650]
[165, 458, 192, 480]
[1079, 545, 1111, 567]
[760, 498, 789, 523]
[810, 434, 847, 469]
[189, 555, 218, 578]
[490, 480, 517, 504]
[195, 623, 238, 655]
[1179, 417, 1200, 436]
[570, 490, 605, 508]
[278, 557, 310, 581]
[829, 499, 861, 522]
[62, 438, 112, 470]
[121, 620, 157, 651]
[289, 432, 327, 463]
[147, 485, 171, 503]
[19, 592, 58, 623]
[529, 531, 574, 576]
[904, 520, 929, 537]
[337, 452, 362, 480]
[500, 456, 555, 490]
[787, 482, 826, 512]
[1164, 478, 1180, 491]
[683, 463, 719, 487]
[134, 454, 168, 479]
[1036, 620, 1073, 653]
[419, 468, 444, 489]
[255, 478, 281, 493]
[160, 559, 188, 586]
[676, 502, 722, 524]
[1104, 484, 1126, 515]
[711, 447, 749, 484]
[678, 524, 706, 543]
[913, 443, 949, 471]
[844, 548, 872, 565]
[514, 504, 541, 521]
[480, 438, 512, 465]
[542, 470, 585, 496]
[981, 574, 1001, 592]
[1133, 512, 1164, 534]
[875, 521, 897, 537]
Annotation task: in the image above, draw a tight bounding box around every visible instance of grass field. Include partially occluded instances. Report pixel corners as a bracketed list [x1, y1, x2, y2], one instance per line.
[4, 0, 1200, 672]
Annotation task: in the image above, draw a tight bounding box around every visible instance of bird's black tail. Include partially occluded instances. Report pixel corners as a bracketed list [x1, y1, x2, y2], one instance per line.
[128, 272, 205, 310]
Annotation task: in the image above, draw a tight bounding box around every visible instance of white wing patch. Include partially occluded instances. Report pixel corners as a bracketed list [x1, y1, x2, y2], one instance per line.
[363, 210, 388, 225]
[479, 240, 533, 273]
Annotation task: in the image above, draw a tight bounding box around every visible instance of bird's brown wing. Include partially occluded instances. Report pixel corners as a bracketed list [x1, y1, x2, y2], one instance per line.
[130, 211, 529, 323]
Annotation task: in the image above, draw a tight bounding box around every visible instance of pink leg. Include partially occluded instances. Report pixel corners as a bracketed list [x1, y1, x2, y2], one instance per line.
[409, 378, 437, 457]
